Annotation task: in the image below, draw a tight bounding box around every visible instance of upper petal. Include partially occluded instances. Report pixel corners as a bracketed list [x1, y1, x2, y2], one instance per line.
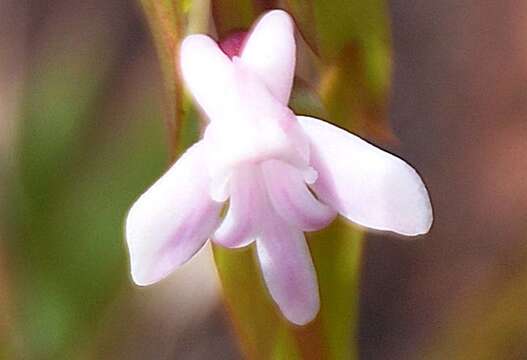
[180, 34, 237, 122]
[126, 141, 222, 286]
[241, 10, 296, 105]
[298, 116, 433, 236]
[256, 218, 320, 325]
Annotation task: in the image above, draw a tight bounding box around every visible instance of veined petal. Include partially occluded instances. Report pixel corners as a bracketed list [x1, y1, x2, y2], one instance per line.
[180, 34, 236, 122]
[212, 166, 259, 248]
[126, 141, 222, 286]
[241, 10, 295, 105]
[256, 219, 320, 325]
[262, 159, 336, 231]
[298, 116, 433, 236]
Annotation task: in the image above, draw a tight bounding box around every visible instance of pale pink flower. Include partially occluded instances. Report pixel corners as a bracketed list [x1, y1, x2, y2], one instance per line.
[126, 10, 432, 325]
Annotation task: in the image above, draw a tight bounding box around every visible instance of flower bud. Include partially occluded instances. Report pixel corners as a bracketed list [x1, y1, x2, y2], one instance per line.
[219, 31, 247, 58]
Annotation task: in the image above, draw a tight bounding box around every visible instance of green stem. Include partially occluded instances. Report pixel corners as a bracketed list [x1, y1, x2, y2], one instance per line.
[139, 0, 185, 159]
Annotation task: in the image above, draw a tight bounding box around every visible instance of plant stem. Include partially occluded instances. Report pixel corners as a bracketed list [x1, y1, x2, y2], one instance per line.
[139, 0, 185, 160]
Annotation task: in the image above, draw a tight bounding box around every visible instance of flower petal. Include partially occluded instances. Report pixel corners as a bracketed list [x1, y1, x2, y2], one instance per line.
[298, 116, 433, 236]
[180, 34, 236, 121]
[212, 166, 259, 248]
[262, 159, 336, 231]
[256, 219, 320, 325]
[126, 141, 222, 286]
[241, 10, 295, 104]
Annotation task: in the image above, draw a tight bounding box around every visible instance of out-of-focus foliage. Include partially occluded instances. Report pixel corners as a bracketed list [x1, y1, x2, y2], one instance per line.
[212, 0, 255, 38]
[425, 260, 527, 360]
[5, 2, 167, 358]
[287, 0, 393, 140]
[139, 0, 186, 158]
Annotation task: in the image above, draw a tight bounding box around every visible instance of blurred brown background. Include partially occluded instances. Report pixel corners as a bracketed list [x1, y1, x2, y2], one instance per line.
[363, 1, 527, 358]
[1, 0, 526, 359]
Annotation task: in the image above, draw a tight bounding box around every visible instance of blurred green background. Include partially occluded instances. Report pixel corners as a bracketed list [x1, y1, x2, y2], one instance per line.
[1, 0, 526, 359]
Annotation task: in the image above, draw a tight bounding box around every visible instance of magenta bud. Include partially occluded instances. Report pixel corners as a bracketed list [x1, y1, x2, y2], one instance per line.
[219, 31, 247, 58]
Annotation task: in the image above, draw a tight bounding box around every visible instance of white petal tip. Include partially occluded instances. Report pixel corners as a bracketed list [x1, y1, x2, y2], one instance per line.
[129, 265, 162, 287]
[259, 9, 293, 26]
[180, 35, 211, 66]
[303, 167, 318, 184]
[127, 250, 175, 287]
[283, 303, 319, 326]
[395, 179, 434, 237]
[278, 285, 320, 325]
[378, 195, 434, 237]
[209, 176, 231, 202]
[130, 271, 156, 287]
[181, 34, 212, 50]
[125, 212, 171, 287]
[407, 204, 434, 236]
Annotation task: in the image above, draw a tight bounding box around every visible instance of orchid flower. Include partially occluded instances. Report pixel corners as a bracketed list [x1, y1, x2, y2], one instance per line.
[126, 10, 433, 325]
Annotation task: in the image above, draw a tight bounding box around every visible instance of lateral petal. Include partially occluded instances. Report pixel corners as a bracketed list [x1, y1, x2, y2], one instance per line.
[126, 141, 222, 286]
[298, 116, 433, 236]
